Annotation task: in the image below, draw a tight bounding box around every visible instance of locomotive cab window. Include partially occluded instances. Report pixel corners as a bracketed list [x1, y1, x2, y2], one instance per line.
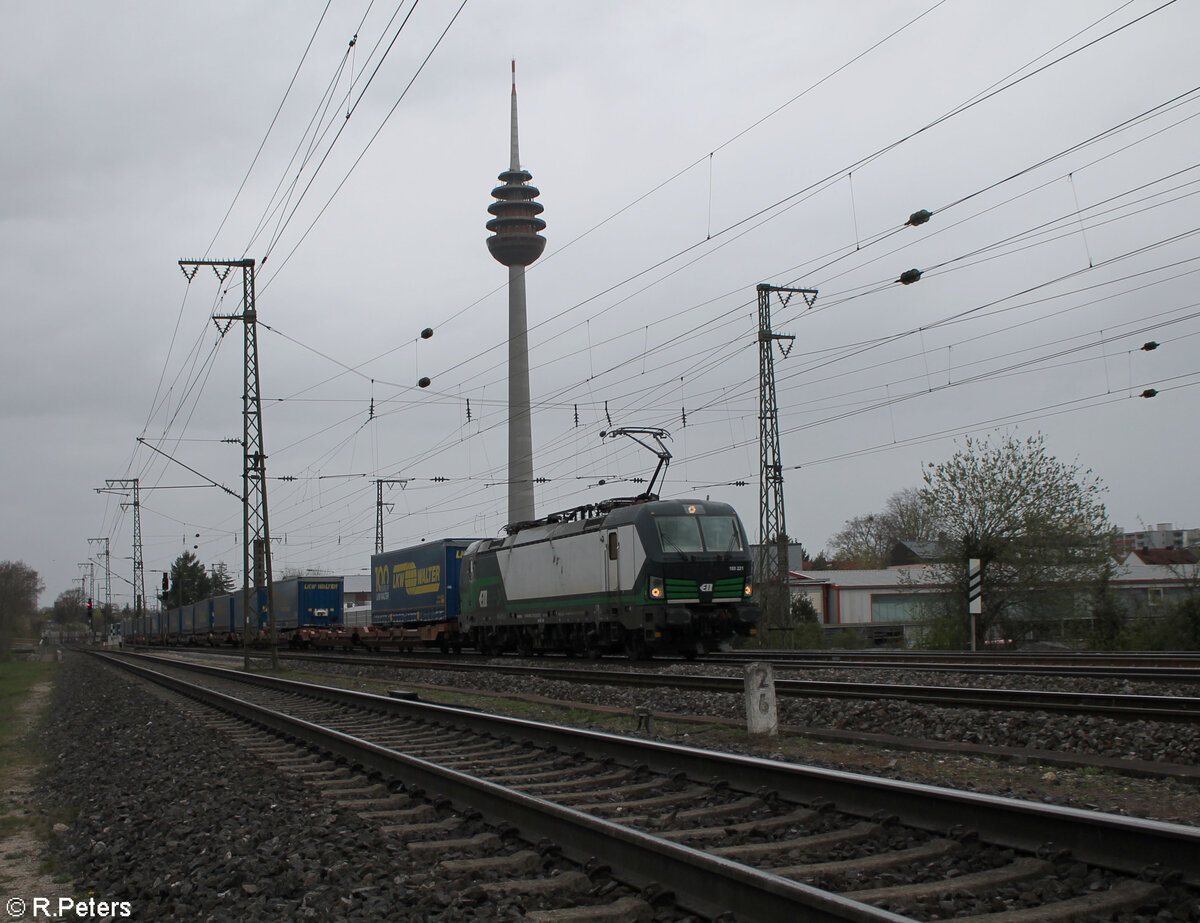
[656, 516, 704, 553]
[655, 515, 744, 554]
[700, 516, 744, 552]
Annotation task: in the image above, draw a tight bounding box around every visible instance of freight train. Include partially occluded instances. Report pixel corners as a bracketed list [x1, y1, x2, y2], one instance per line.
[119, 577, 343, 646]
[122, 497, 760, 659]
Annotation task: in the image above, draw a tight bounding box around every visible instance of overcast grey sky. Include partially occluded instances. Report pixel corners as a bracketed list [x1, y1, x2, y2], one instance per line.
[3, 1, 1198, 608]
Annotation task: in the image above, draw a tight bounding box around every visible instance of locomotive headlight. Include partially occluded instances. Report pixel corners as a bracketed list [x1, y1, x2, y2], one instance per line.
[649, 576, 665, 600]
[743, 583, 753, 597]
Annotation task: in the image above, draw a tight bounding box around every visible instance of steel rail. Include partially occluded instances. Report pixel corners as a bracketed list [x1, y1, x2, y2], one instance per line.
[712, 649, 1200, 668]
[441, 666, 1200, 721]
[95, 652, 906, 923]
[144, 646, 1200, 721]
[133, 643, 1200, 680]
[707, 651, 1200, 681]
[106, 651, 1200, 888]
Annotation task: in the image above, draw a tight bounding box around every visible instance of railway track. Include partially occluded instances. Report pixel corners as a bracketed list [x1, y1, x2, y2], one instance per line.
[97, 650, 1200, 921]
[707, 650, 1200, 683]
[714, 650, 1200, 668]
[141, 645, 1200, 723]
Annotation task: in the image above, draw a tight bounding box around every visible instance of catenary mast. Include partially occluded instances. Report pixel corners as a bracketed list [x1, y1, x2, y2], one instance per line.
[486, 61, 546, 526]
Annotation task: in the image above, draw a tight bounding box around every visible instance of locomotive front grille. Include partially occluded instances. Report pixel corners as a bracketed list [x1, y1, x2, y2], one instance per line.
[665, 578, 699, 600]
[664, 576, 745, 602]
[713, 577, 745, 598]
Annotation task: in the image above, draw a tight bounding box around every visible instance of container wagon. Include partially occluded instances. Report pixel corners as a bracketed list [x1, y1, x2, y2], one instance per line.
[369, 539, 480, 652]
[212, 593, 238, 643]
[191, 598, 215, 643]
[273, 577, 343, 630]
[222, 578, 343, 643]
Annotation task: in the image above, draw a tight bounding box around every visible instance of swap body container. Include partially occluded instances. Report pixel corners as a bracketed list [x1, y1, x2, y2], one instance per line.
[370, 540, 480, 643]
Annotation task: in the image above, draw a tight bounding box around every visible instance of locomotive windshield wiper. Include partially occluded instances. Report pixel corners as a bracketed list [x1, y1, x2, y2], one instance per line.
[662, 535, 690, 559]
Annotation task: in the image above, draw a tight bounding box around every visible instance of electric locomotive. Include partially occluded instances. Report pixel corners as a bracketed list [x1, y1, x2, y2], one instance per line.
[459, 496, 759, 658]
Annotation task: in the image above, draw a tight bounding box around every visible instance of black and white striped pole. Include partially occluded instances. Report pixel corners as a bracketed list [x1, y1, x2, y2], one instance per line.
[967, 558, 983, 651]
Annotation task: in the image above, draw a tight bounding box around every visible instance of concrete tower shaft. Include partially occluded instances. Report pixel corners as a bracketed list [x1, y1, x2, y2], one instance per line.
[486, 61, 544, 527]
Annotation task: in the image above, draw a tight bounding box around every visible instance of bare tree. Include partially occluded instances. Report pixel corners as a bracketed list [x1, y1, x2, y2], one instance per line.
[829, 513, 894, 568]
[52, 587, 87, 627]
[885, 487, 939, 546]
[828, 487, 939, 568]
[0, 560, 44, 641]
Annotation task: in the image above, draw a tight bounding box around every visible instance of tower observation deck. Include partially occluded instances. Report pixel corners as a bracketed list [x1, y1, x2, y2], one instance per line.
[487, 62, 546, 267]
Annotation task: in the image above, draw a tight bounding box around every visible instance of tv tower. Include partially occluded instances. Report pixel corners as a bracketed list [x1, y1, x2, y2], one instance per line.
[486, 61, 546, 526]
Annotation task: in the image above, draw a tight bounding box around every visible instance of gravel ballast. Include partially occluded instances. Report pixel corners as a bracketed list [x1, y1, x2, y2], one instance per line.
[33, 654, 564, 921]
[279, 655, 1200, 826]
[30, 650, 1200, 923]
[304, 658, 1200, 767]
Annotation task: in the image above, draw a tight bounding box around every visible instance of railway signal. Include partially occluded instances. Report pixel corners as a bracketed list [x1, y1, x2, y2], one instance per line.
[968, 558, 983, 651]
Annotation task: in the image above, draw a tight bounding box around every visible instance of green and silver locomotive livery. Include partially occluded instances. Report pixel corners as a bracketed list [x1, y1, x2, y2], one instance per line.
[459, 498, 758, 658]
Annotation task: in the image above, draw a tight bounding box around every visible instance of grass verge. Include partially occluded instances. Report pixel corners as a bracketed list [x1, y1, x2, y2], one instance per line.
[0, 657, 68, 895]
[0, 660, 60, 775]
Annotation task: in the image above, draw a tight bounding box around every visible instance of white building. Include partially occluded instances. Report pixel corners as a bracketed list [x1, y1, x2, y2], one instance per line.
[791, 566, 938, 644]
[791, 560, 1196, 644]
[1118, 522, 1200, 553]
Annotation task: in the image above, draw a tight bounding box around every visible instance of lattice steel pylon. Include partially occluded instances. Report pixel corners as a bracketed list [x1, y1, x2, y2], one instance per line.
[375, 478, 408, 554]
[181, 257, 278, 670]
[756, 283, 817, 633]
[100, 479, 143, 622]
[88, 536, 111, 622]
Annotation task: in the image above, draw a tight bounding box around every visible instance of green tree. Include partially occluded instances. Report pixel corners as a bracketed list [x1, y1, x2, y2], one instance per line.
[1158, 597, 1200, 650]
[166, 551, 213, 608]
[1086, 573, 1125, 651]
[0, 560, 43, 643]
[916, 432, 1115, 649]
[757, 592, 822, 649]
[1120, 597, 1200, 651]
[209, 562, 235, 595]
[788, 594, 824, 649]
